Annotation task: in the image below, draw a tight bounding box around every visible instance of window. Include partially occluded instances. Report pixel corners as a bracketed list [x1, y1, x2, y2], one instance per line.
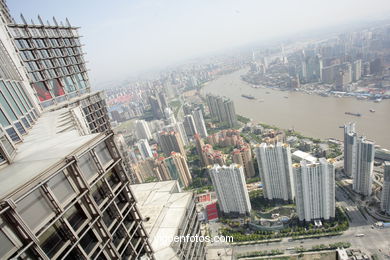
[47, 171, 76, 205]
[79, 229, 98, 254]
[64, 204, 87, 231]
[0, 134, 15, 158]
[106, 169, 121, 189]
[102, 205, 117, 228]
[17, 190, 54, 231]
[95, 142, 112, 167]
[0, 220, 18, 259]
[9, 82, 27, 113]
[0, 87, 17, 121]
[5, 127, 20, 142]
[0, 109, 10, 127]
[115, 191, 128, 211]
[113, 225, 126, 247]
[90, 181, 108, 205]
[123, 214, 135, 230]
[38, 222, 67, 258]
[78, 153, 99, 181]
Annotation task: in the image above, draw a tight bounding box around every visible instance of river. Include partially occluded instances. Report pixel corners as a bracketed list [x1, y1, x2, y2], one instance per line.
[202, 69, 390, 149]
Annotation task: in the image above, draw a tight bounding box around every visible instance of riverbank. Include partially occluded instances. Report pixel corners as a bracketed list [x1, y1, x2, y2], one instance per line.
[202, 69, 390, 149]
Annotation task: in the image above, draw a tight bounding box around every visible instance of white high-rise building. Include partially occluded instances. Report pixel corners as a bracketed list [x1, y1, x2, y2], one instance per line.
[344, 123, 375, 197]
[193, 107, 208, 138]
[183, 114, 197, 137]
[164, 107, 176, 125]
[208, 164, 251, 215]
[136, 139, 153, 159]
[381, 162, 390, 214]
[135, 120, 152, 140]
[255, 142, 295, 201]
[293, 158, 335, 221]
[353, 137, 375, 197]
[206, 94, 237, 127]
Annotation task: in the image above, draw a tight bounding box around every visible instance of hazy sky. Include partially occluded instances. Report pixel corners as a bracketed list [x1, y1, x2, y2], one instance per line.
[8, 0, 390, 86]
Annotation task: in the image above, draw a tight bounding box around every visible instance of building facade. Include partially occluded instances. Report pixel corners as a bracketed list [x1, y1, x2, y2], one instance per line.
[183, 114, 197, 138]
[136, 139, 153, 160]
[208, 164, 251, 215]
[0, 2, 153, 259]
[352, 137, 375, 197]
[206, 94, 237, 128]
[381, 162, 390, 215]
[232, 143, 256, 179]
[158, 131, 186, 159]
[155, 152, 192, 188]
[343, 122, 356, 177]
[193, 107, 208, 138]
[254, 143, 295, 201]
[293, 158, 335, 222]
[135, 120, 152, 140]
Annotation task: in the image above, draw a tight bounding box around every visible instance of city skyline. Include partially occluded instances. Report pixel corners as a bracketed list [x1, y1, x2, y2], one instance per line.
[7, 0, 390, 86]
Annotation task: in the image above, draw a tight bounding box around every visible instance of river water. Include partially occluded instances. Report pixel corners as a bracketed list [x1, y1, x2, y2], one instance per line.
[202, 69, 390, 149]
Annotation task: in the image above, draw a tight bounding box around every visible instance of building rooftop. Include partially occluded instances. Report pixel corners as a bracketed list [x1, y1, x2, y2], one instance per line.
[292, 150, 317, 164]
[130, 181, 194, 260]
[0, 108, 99, 200]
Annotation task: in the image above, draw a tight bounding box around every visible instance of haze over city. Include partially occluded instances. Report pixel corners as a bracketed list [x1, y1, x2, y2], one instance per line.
[1, 0, 390, 259]
[8, 0, 390, 86]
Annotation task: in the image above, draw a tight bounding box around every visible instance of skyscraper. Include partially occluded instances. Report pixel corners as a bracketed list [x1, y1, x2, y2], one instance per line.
[209, 164, 251, 215]
[254, 142, 295, 201]
[381, 162, 390, 215]
[0, 3, 153, 259]
[163, 121, 189, 146]
[164, 107, 176, 125]
[293, 158, 335, 222]
[344, 123, 375, 197]
[149, 94, 163, 119]
[135, 119, 152, 140]
[183, 114, 197, 138]
[136, 139, 153, 159]
[131, 181, 205, 259]
[158, 131, 186, 159]
[344, 122, 357, 177]
[232, 143, 256, 179]
[155, 152, 192, 188]
[193, 107, 208, 138]
[353, 137, 375, 197]
[206, 94, 237, 127]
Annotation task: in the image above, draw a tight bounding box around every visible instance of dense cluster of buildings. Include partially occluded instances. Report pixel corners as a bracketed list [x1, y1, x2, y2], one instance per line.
[244, 26, 390, 100]
[206, 94, 237, 128]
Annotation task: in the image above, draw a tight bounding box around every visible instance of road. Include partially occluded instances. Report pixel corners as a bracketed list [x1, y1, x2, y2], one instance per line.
[207, 184, 390, 259]
[208, 225, 390, 259]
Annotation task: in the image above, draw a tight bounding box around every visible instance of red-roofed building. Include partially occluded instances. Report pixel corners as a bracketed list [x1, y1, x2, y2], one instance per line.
[206, 203, 219, 221]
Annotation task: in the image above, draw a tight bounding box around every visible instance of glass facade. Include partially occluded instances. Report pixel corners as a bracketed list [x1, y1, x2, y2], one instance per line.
[8, 22, 90, 108]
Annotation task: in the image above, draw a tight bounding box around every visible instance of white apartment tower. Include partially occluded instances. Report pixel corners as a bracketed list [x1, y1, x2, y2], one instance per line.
[135, 119, 152, 140]
[254, 142, 295, 201]
[293, 158, 335, 222]
[208, 164, 251, 215]
[193, 107, 208, 138]
[353, 137, 375, 197]
[344, 123, 375, 197]
[183, 114, 197, 137]
[136, 139, 153, 159]
[381, 162, 390, 214]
